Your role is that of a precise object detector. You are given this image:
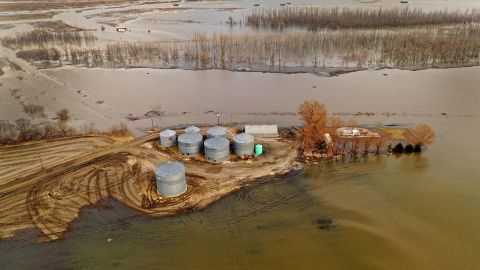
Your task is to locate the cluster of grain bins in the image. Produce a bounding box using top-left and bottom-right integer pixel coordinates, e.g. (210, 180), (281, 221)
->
(155, 125), (263, 196)
(160, 125), (263, 160)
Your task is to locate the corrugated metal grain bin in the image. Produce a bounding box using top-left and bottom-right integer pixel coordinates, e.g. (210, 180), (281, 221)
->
(204, 137), (230, 163)
(159, 129), (177, 147)
(155, 161), (187, 197)
(207, 126), (227, 139)
(233, 133), (254, 156)
(185, 125), (201, 134)
(178, 132), (203, 157)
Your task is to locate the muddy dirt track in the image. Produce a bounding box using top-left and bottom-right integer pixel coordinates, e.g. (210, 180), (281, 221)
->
(0, 131), (301, 242)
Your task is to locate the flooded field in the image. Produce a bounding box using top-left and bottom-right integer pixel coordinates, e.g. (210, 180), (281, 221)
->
(1, 114), (480, 269)
(2, 64), (480, 268)
(2, 0), (480, 269)
(40, 66), (480, 133)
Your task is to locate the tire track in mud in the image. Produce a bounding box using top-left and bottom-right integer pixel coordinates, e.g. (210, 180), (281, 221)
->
(179, 177), (307, 230)
(0, 133), (300, 243)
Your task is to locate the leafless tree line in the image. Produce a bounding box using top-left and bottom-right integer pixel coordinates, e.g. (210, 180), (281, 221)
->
(1, 30), (97, 50)
(246, 7), (480, 30)
(0, 108), (129, 144)
(14, 24), (480, 70)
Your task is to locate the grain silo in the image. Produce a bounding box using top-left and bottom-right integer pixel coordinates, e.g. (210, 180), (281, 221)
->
(155, 161), (187, 197)
(159, 129), (177, 147)
(185, 125), (201, 134)
(233, 133), (254, 156)
(178, 132), (203, 157)
(207, 126), (227, 139)
(204, 137), (230, 163)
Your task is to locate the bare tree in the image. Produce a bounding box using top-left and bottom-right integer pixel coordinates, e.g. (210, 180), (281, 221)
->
(0, 121), (17, 143)
(15, 118), (40, 141)
(405, 124), (435, 148)
(56, 108), (72, 136)
(150, 104), (162, 130)
(298, 100), (328, 150)
(373, 132), (390, 154)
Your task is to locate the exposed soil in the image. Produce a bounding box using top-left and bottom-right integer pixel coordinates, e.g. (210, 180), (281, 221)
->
(0, 130), (301, 242)
(0, 12), (59, 22)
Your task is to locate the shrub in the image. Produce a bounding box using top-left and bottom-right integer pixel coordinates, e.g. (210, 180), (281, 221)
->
(404, 144), (414, 153)
(392, 143), (404, 153)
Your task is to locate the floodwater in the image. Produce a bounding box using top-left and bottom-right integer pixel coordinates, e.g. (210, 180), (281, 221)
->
(43, 66), (480, 132)
(1, 119), (480, 269)
(2, 67), (480, 269)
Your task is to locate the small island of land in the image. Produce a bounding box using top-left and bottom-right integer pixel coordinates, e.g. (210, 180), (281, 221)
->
(0, 126), (301, 242)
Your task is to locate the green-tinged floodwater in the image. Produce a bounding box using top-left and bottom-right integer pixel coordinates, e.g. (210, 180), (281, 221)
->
(1, 116), (480, 269)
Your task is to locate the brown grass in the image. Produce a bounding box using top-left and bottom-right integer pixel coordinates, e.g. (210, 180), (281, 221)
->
(0, 0), (146, 12)
(246, 7), (480, 30)
(0, 12), (58, 21)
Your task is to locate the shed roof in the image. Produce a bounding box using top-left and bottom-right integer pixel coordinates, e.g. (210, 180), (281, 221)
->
(244, 125), (278, 137)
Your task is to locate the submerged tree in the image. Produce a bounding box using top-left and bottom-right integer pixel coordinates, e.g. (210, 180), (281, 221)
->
(298, 100), (328, 150)
(404, 124), (435, 150)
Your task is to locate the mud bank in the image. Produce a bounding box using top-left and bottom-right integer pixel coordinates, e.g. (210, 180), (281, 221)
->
(0, 128), (301, 242)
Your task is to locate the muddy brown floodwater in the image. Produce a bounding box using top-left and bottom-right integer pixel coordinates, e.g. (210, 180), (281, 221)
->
(1, 66), (480, 269)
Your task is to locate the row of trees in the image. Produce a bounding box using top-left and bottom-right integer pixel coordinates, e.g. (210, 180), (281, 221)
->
(246, 7), (480, 30)
(0, 108), (129, 144)
(0, 108), (73, 144)
(0, 30), (96, 50)
(298, 100), (436, 159)
(14, 24), (480, 70)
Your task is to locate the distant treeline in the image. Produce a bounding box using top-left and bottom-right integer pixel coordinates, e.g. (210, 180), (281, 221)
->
(12, 25), (480, 70)
(246, 7), (480, 30)
(0, 30), (97, 50)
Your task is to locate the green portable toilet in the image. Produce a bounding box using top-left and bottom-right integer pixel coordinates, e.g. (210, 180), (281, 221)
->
(255, 144), (263, 155)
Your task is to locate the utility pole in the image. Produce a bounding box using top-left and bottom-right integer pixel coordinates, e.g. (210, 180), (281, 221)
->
(216, 112), (220, 125)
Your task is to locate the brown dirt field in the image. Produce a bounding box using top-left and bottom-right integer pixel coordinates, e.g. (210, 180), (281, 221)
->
(0, 12), (58, 21)
(0, 131), (301, 242)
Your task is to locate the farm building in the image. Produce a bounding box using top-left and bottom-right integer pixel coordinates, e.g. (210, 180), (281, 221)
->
(244, 125), (278, 138)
